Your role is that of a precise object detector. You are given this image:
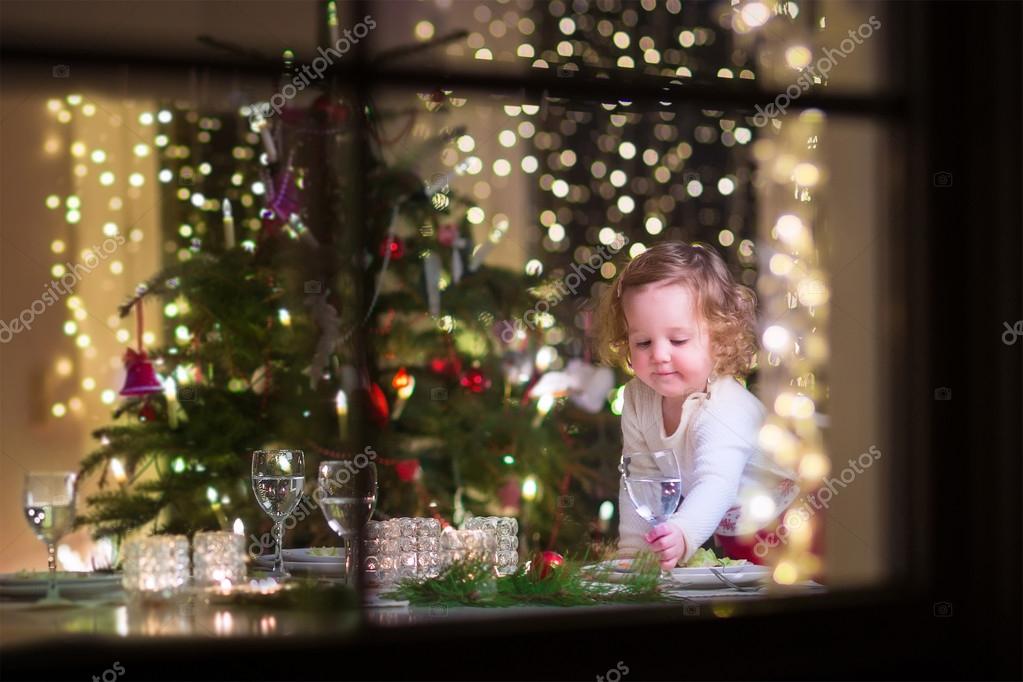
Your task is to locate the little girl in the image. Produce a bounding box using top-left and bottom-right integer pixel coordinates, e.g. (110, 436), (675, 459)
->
(596, 241), (800, 569)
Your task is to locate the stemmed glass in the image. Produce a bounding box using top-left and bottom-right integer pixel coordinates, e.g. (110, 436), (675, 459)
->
(251, 450), (305, 578)
(23, 471), (78, 605)
(317, 460), (377, 584)
(620, 449), (683, 576)
(620, 449), (683, 525)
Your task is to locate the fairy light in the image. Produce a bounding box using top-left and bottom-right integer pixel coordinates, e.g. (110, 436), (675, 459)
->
(756, 106), (830, 586)
(532, 393), (555, 427)
(521, 476), (538, 501)
(610, 385), (625, 415)
(110, 458), (127, 483)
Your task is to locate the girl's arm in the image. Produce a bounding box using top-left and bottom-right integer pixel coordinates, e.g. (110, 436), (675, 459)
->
(665, 398), (761, 564)
(616, 382), (651, 558)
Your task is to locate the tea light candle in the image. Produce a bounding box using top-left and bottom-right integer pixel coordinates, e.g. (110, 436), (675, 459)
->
(193, 531), (246, 588)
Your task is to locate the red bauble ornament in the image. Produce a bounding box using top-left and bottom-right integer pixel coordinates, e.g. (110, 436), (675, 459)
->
(430, 356), (461, 378)
(532, 551), (565, 580)
(497, 477), (521, 511)
(459, 367), (491, 393)
(437, 223), (459, 247)
(138, 400), (158, 423)
(367, 382), (389, 428)
(394, 459), (421, 482)
(380, 236), (405, 260)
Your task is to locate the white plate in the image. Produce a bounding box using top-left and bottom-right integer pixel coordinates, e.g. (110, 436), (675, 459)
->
(280, 547), (345, 563)
(670, 564), (770, 589)
(252, 558), (344, 576)
(0, 572), (122, 599)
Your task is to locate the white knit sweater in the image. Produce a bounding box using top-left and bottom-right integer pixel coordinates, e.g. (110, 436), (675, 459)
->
(616, 374), (800, 564)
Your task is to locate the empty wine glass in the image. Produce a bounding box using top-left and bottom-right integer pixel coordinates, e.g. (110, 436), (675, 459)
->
(251, 450), (305, 578)
(317, 460), (377, 584)
(24, 471), (78, 605)
(620, 449), (683, 526)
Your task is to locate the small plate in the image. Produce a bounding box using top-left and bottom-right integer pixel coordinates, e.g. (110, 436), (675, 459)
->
(252, 558), (344, 576)
(0, 572), (122, 599)
(670, 564), (770, 589)
(280, 547), (345, 563)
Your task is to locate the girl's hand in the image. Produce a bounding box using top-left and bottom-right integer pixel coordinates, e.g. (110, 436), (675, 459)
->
(644, 523), (687, 570)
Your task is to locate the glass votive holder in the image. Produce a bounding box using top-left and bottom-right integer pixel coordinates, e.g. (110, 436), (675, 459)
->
(457, 529), (492, 553)
(461, 518), (520, 574)
(414, 517), (441, 537)
(398, 518), (416, 537)
(381, 519), (400, 539)
(192, 531), (246, 588)
(122, 535), (190, 599)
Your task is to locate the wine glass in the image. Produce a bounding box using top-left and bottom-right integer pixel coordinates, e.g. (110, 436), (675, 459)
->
(24, 471), (78, 605)
(251, 450), (305, 578)
(620, 449), (683, 526)
(317, 460), (377, 584)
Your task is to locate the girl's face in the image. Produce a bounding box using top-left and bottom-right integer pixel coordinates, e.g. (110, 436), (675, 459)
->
(622, 281), (716, 402)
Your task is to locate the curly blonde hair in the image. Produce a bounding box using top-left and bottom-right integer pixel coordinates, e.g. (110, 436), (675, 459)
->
(595, 241), (759, 378)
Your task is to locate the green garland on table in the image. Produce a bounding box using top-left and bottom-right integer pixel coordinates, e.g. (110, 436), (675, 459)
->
(382, 552), (685, 608)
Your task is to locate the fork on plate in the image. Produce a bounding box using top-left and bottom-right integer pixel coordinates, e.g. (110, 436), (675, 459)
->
(708, 567), (762, 593)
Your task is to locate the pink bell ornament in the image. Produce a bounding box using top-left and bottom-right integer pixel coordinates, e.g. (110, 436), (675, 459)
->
(119, 299), (163, 397)
(119, 348), (163, 396)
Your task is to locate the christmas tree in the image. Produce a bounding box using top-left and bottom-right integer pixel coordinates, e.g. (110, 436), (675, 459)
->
(77, 37), (627, 556)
